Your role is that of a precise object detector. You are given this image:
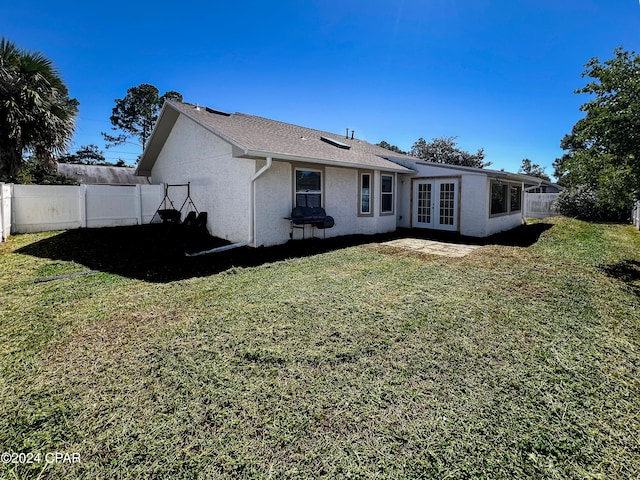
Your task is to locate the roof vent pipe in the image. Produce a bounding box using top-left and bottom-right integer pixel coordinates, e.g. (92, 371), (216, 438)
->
(351, 130), (354, 140)
(346, 128), (349, 139)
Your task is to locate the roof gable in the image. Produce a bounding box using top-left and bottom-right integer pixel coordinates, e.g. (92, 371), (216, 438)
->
(137, 101), (414, 176)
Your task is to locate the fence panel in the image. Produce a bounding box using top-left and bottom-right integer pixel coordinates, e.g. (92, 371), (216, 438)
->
(86, 185), (140, 228)
(633, 201), (640, 229)
(12, 185), (82, 233)
(11, 184), (164, 234)
(0, 183), (11, 241)
(140, 184), (164, 223)
(524, 193), (560, 218)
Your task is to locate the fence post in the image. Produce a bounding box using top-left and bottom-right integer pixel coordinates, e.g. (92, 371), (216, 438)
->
(79, 184), (87, 228)
(135, 184), (142, 225)
(0, 183), (4, 241)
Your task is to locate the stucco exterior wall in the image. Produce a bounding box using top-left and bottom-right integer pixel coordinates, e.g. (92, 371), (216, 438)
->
(397, 174), (412, 229)
(397, 163), (489, 236)
(253, 164), (398, 247)
(253, 160), (293, 247)
(485, 177), (525, 236)
(396, 161), (523, 238)
(150, 115), (254, 243)
(324, 167), (396, 239)
(459, 174), (489, 237)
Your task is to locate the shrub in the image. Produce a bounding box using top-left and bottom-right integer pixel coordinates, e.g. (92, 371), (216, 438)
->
(553, 185), (632, 221)
(553, 185), (599, 220)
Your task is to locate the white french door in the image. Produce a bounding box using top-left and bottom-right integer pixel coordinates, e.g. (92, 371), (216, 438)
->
(413, 179), (458, 231)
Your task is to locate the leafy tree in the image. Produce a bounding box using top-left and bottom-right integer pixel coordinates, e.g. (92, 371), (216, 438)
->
(410, 136), (490, 168)
(556, 47), (640, 219)
(16, 156), (78, 185)
(518, 158), (550, 181)
(377, 140), (407, 155)
(0, 37), (78, 182)
(58, 144), (107, 164)
(102, 84), (182, 156)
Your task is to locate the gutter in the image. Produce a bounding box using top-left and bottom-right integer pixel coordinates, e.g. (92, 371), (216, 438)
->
(243, 149), (412, 174)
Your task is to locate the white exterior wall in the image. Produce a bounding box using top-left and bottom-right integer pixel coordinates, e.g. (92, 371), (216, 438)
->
(397, 163), (489, 236)
(323, 167), (397, 239)
(253, 163), (398, 247)
(397, 174), (412, 228)
(485, 177), (525, 236)
(459, 174), (490, 237)
(254, 160), (293, 247)
(486, 210), (525, 235)
(150, 115), (254, 244)
(1, 183), (12, 241)
(397, 162), (524, 237)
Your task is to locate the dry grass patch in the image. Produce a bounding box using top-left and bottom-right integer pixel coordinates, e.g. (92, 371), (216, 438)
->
(1, 218), (639, 479)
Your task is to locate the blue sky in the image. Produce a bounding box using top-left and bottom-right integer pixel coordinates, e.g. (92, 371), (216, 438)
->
(3, 1), (640, 177)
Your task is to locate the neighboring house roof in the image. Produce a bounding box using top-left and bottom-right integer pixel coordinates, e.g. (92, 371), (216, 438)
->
(137, 101), (415, 176)
(399, 159), (558, 185)
(57, 164), (150, 185)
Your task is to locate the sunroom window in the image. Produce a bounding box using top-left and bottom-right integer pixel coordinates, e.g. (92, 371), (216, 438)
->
(491, 182), (508, 215)
(510, 185), (522, 212)
(491, 180), (523, 216)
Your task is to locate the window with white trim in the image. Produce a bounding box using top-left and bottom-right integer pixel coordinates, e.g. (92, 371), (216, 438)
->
(295, 169), (322, 207)
(490, 180), (522, 216)
(359, 172), (372, 216)
(491, 182), (508, 215)
(510, 185), (522, 212)
(380, 174), (394, 214)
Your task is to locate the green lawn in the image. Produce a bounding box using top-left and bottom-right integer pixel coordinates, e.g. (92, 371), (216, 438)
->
(1, 217), (639, 479)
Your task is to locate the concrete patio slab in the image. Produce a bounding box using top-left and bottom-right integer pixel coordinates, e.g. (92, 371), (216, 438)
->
(380, 238), (482, 257)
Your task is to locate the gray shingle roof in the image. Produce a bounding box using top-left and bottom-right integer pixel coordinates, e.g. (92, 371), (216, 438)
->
(137, 101), (414, 175)
(57, 164), (150, 185)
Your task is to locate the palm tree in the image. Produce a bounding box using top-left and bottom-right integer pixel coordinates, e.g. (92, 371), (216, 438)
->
(0, 38), (78, 182)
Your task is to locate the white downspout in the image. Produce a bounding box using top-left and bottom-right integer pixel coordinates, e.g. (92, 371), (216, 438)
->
(185, 156), (273, 256)
(249, 156), (273, 247)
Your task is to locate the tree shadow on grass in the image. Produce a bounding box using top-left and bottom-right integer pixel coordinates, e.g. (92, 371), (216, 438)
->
(15, 222), (553, 283)
(599, 260), (640, 296)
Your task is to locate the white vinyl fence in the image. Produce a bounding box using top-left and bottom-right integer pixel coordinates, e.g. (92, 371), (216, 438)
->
(0, 183), (11, 241)
(524, 193), (560, 218)
(633, 200), (640, 229)
(7, 184), (163, 235)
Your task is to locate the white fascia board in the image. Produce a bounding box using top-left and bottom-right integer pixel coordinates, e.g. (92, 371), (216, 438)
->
(136, 101), (179, 176)
(242, 150), (413, 173)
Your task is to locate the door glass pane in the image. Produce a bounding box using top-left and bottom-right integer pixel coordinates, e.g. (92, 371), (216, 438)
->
(417, 183), (431, 223)
(439, 183), (455, 225)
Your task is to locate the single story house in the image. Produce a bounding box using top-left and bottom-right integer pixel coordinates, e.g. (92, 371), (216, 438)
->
(58, 164), (150, 185)
(388, 159), (551, 237)
(523, 179), (563, 194)
(136, 101), (536, 247)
